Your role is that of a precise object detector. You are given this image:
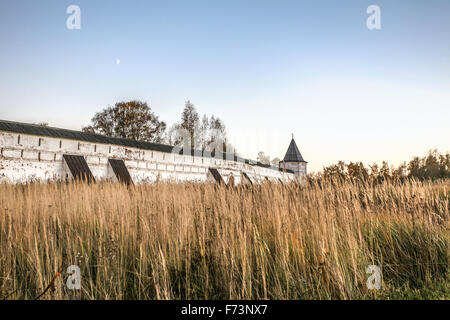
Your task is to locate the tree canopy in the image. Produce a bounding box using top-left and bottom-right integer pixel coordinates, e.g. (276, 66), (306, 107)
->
(168, 100), (229, 152)
(82, 100), (166, 143)
(320, 149), (449, 182)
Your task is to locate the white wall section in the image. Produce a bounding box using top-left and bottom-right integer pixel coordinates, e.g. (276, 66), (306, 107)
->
(0, 130), (297, 184)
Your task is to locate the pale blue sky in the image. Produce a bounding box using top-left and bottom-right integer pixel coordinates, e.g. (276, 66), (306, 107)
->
(0, 0), (449, 171)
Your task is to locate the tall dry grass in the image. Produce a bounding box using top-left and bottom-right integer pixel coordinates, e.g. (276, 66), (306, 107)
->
(0, 179), (448, 300)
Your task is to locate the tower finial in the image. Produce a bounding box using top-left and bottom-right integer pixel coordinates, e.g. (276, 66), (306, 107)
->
(292, 133), (294, 140)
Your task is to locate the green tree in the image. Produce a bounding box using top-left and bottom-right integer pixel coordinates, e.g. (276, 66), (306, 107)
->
(392, 162), (407, 181)
(424, 149), (441, 180)
(323, 161), (346, 180)
(180, 100), (200, 148)
(347, 162), (369, 180)
(82, 100), (166, 143)
(171, 101), (230, 153)
(408, 157), (423, 180)
(439, 153), (450, 179)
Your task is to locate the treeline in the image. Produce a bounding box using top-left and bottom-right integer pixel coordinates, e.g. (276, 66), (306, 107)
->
(317, 149), (449, 182)
(82, 100), (230, 151)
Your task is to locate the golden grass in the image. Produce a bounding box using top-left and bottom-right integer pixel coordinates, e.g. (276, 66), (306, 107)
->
(0, 179), (448, 300)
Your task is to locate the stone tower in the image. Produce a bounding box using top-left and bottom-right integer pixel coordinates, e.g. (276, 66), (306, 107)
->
(280, 136), (307, 182)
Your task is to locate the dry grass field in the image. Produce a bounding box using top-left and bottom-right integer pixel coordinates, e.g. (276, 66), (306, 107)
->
(0, 179), (448, 300)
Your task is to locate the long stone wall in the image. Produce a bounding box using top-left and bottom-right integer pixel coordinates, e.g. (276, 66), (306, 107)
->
(0, 131), (296, 184)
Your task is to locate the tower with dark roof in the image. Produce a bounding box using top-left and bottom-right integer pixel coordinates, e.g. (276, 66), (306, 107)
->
(279, 136), (307, 181)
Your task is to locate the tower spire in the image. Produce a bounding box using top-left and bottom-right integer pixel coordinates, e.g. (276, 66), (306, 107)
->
(280, 135), (307, 182)
(282, 138), (305, 162)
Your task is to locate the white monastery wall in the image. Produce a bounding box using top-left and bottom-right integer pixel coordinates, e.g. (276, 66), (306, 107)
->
(0, 131), (296, 184)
